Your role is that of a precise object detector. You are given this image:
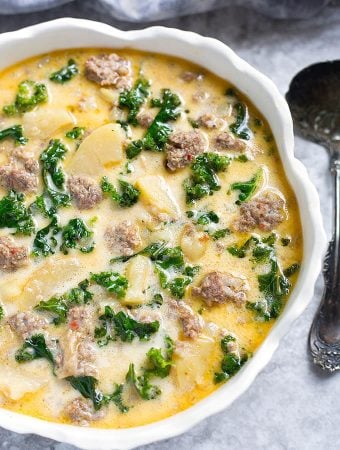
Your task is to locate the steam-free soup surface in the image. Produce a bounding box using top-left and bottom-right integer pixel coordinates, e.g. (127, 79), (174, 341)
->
(0, 49), (302, 428)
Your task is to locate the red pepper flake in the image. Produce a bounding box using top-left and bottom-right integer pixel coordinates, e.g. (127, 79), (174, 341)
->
(69, 320), (79, 331)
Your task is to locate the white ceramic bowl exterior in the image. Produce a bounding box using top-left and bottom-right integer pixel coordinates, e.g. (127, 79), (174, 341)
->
(0, 18), (326, 450)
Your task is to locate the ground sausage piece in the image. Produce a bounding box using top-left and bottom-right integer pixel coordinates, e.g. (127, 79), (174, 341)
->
(234, 193), (285, 232)
(215, 132), (246, 152)
(105, 221), (142, 256)
(56, 330), (98, 378)
(136, 111), (154, 128)
(0, 165), (38, 192)
(192, 271), (249, 306)
(64, 397), (105, 426)
(198, 113), (224, 129)
(166, 130), (206, 171)
(171, 300), (204, 339)
(85, 53), (132, 89)
(67, 175), (103, 210)
(8, 312), (48, 339)
(0, 236), (28, 271)
(68, 306), (96, 336)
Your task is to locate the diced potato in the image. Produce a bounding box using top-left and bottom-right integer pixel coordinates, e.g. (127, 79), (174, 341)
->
(181, 224), (208, 261)
(174, 335), (217, 389)
(136, 175), (180, 219)
(23, 108), (75, 139)
(99, 88), (119, 104)
(66, 123), (125, 177)
(123, 255), (152, 306)
(0, 366), (47, 400)
(2, 256), (81, 308)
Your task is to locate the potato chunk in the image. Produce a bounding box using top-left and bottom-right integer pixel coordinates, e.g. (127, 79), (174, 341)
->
(136, 175), (180, 220)
(0, 366), (47, 400)
(180, 224), (208, 261)
(123, 255), (152, 306)
(23, 108), (75, 139)
(67, 123), (124, 177)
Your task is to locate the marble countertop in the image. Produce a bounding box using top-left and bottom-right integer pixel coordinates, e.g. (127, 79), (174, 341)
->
(0, 3), (339, 450)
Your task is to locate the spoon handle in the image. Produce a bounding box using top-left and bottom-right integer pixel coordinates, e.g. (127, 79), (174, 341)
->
(309, 156), (340, 371)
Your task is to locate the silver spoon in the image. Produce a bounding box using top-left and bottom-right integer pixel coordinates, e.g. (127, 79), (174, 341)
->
(286, 61), (340, 372)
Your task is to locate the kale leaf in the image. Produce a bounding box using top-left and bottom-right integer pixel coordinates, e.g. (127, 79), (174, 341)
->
(0, 125), (28, 145)
(229, 102), (252, 140)
(0, 190), (35, 235)
(49, 59), (79, 84)
(3, 80), (48, 115)
(184, 153), (230, 203)
(65, 126), (85, 140)
(126, 89), (181, 158)
(40, 139), (68, 189)
(283, 263), (300, 277)
(15, 334), (55, 365)
(60, 218), (94, 254)
(32, 215), (61, 257)
(35, 279), (93, 325)
(231, 169), (262, 203)
(91, 272), (128, 299)
(214, 335), (248, 383)
(119, 78), (150, 125)
(66, 376), (104, 411)
(108, 384), (129, 413)
(145, 336), (174, 378)
(0, 305), (4, 321)
(101, 176), (140, 208)
(95, 306), (159, 345)
(126, 363), (161, 400)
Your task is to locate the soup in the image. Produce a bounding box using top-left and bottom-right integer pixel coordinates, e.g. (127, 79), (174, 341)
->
(0, 49), (302, 428)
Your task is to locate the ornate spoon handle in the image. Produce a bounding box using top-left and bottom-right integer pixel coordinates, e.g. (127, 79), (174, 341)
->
(309, 156), (340, 371)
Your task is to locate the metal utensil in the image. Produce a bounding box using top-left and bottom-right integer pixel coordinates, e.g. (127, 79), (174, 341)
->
(286, 61), (340, 372)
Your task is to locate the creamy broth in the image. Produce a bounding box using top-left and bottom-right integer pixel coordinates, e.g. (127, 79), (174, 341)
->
(0, 49), (302, 428)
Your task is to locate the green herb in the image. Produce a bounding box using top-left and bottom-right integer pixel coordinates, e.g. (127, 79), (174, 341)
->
(66, 376), (103, 410)
(108, 384), (129, 413)
(234, 154), (249, 163)
(214, 335), (248, 383)
(91, 272), (128, 299)
(231, 169), (262, 203)
(35, 279), (93, 325)
(0, 125), (28, 145)
(145, 336), (174, 378)
(49, 59), (79, 84)
(126, 89), (181, 158)
(196, 211), (219, 226)
(247, 259), (290, 321)
(60, 218), (94, 254)
(149, 293), (163, 308)
(65, 126), (85, 140)
(40, 139), (68, 189)
(210, 228), (230, 240)
(0, 306), (4, 322)
(126, 363), (161, 400)
(3, 80), (48, 115)
(283, 263), (300, 277)
(0, 190), (35, 235)
(254, 118), (263, 127)
(15, 334), (55, 365)
(95, 306), (159, 344)
(101, 176), (140, 208)
(184, 153), (230, 203)
(119, 78), (150, 125)
(280, 237), (291, 247)
(32, 215), (60, 257)
(46, 189), (71, 210)
(227, 236), (258, 258)
(188, 118), (200, 129)
(229, 102), (252, 140)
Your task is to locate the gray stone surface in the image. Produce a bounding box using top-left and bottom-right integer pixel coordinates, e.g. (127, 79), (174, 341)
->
(0, 3), (339, 450)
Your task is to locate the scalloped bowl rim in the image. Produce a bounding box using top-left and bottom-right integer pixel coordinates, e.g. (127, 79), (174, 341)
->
(0, 18), (326, 450)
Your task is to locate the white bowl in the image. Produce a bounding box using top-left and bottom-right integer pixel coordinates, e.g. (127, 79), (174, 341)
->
(0, 18), (326, 450)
